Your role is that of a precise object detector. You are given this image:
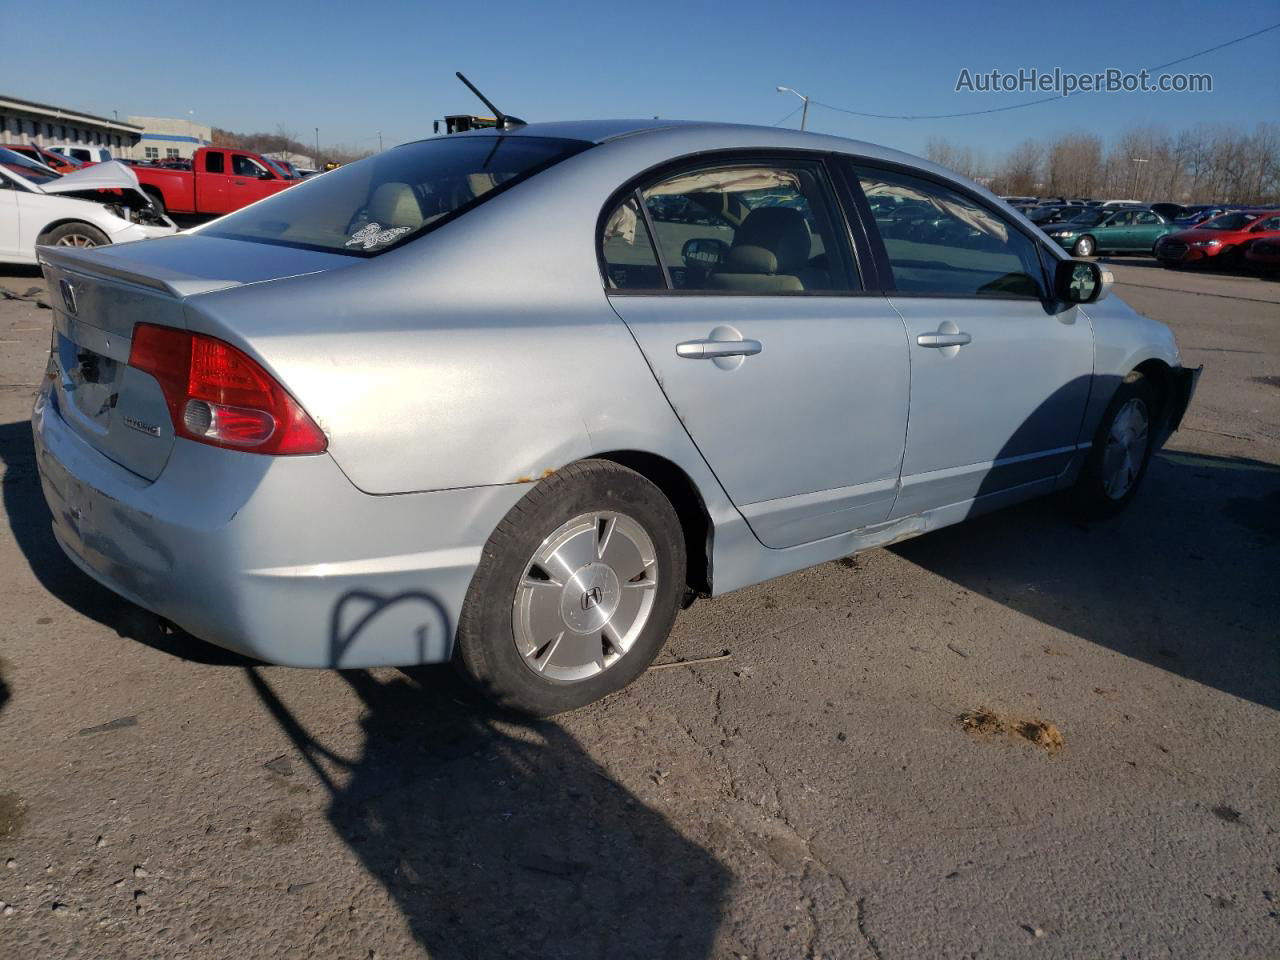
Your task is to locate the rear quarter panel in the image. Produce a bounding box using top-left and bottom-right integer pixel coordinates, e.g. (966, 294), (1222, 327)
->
(179, 143), (733, 504)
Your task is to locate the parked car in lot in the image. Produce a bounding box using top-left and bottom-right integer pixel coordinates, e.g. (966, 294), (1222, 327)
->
(1244, 236), (1280, 274)
(132, 146), (300, 216)
(50, 144), (114, 165)
(0, 148), (176, 264)
(1027, 204), (1088, 225)
(1149, 202), (1187, 221)
(1042, 206), (1177, 257)
(1, 143), (85, 174)
(31, 120), (1198, 714)
(1155, 209), (1280, 268)
(1173, 205), (1229, 227)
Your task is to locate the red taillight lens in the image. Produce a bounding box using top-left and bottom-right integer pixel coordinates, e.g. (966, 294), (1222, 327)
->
(128, 323), (327, 455)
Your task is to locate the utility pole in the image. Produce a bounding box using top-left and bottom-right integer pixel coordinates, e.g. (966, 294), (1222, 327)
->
(315, 127), (320, 163)
(775, 86), (810, 131)
(378, 131), (383, 152)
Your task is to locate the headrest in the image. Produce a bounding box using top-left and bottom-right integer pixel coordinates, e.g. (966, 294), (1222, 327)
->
(735, 207), (812, 272)
(368, 182), (422, 228)
(721, 244), (778, 275)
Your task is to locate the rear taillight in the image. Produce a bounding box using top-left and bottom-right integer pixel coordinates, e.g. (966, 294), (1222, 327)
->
(128, 324), (327, 455)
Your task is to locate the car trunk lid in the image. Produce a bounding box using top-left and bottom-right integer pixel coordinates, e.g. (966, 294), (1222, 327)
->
(39, 238), (358, 481)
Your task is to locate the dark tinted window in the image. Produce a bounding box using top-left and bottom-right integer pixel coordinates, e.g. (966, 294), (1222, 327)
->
(857, 166), (1047, 299)
(205, 136), (588, 255)
(1203, 212), (1258, 230)
(204, 151), (225, 174)
(608, 161), (855, 293)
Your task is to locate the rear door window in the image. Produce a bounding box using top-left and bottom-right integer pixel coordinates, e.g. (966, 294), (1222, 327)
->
(204, 151), (225, 174)
(601, 159), (857, 293)
(854, 165), (1048, 299)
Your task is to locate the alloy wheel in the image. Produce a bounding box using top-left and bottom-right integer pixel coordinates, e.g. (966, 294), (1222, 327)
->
(512, 512), (659, 682)
(54, 233), (100, 247)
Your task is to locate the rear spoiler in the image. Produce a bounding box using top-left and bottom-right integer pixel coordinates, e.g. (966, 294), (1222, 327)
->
(37, 246), (242, 299)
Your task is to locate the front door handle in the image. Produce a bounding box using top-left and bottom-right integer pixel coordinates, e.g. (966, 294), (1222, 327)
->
(916, 332), (972, 348)
(676, 338), (763, 359)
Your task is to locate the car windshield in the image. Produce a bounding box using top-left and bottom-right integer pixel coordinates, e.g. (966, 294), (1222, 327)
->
(204, 135), (590, 255)
(1201, 212), (1256, 230)
(0, 147), (60, 184)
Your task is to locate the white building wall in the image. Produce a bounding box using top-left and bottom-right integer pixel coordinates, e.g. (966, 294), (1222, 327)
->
(127, 115), (213, 161)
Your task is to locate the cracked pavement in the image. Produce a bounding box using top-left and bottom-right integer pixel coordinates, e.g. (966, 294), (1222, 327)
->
(1, 259), (1278, 959)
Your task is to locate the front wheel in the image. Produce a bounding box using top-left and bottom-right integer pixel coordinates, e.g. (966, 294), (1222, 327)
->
(1072, 236), (1095, 257)
(1071, 372), (1155, 518)
(142, 188), (166, 217)
(42, 222), (110, 248)
(454, 460), (686, 715)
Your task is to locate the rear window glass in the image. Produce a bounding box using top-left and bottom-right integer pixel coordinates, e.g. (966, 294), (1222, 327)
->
(204, 135), (590, 256)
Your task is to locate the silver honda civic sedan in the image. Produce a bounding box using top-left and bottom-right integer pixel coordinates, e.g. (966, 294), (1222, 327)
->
(33, 120), (1198, 714)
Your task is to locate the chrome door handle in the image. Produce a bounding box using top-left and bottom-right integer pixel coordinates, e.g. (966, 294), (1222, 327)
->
(676, 338), (763, 359)
(916, 332), (972, 348)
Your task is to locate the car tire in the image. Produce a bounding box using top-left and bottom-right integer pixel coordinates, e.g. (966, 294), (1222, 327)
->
(1072, 236), (1095, 257)
(41, 222), (110, 248)
(453, 459), (686, 716)
(1071, 371), (1156, 519)
(142, 188), (166, 217)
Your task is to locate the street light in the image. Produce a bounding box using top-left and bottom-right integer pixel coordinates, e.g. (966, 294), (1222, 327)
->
(776, 85), (809, 131)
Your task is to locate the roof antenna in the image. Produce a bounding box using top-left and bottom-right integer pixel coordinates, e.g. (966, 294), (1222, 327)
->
(455, 72), (526, 131)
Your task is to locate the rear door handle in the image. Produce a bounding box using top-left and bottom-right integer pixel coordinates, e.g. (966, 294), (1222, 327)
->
(676, 338), (763, 359)
(916, 332), (972, 348)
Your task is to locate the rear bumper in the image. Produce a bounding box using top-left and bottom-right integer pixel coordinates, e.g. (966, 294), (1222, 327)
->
(32, 383), (525, 667)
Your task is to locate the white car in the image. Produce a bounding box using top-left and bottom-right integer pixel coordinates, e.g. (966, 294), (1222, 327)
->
(49, 145), (115, 165)
(0, 149), (177, 264)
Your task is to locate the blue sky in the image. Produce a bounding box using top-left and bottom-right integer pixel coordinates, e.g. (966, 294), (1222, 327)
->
(9, 0), (1278, 159)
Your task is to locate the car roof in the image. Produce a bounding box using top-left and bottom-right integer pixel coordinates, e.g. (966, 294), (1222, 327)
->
(433, 118), (951, 179)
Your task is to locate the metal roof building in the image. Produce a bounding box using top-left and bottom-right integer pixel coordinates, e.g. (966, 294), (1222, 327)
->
(0, 94), (142, 157)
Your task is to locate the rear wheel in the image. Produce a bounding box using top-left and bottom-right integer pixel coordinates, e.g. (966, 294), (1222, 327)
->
(1072, 372), (1155, 518)
(1072, 236), (1095, 257)
(42, 222), (110, 248)
(454, 460), (686, 715)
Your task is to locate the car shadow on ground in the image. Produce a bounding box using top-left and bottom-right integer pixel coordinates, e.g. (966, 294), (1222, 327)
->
(0, 417), (731, 955)
(891, 448), (1280, 710)
(247, 664), (730, 959)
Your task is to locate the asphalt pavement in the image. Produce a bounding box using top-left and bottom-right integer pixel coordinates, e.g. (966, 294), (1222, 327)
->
(0, 258), (1277, 959)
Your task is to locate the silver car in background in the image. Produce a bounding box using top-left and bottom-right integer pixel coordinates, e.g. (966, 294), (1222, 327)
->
(32, 120), (1198, 714)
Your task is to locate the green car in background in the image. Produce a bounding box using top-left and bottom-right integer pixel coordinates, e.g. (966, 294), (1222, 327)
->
(1043, 207), (1177, 257)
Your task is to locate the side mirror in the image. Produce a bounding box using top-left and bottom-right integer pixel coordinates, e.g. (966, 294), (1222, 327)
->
(1055, 258), (1112, 304)
(259, 169), (275, 180)
(682, 237), (728, 268)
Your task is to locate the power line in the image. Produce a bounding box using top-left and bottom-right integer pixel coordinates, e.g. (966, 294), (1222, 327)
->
(771, 104), (803, 127)
(807, 20), (1280, 121)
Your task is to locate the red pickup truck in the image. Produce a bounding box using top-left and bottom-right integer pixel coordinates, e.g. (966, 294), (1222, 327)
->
(133, 146), (299, 217)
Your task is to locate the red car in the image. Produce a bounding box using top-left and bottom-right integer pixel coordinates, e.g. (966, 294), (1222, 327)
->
(1244, 236), (1280, 275)
(132, 146), (299, 217)
(1155, 209), (1280, 268)
(0, 143), (84, 174)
